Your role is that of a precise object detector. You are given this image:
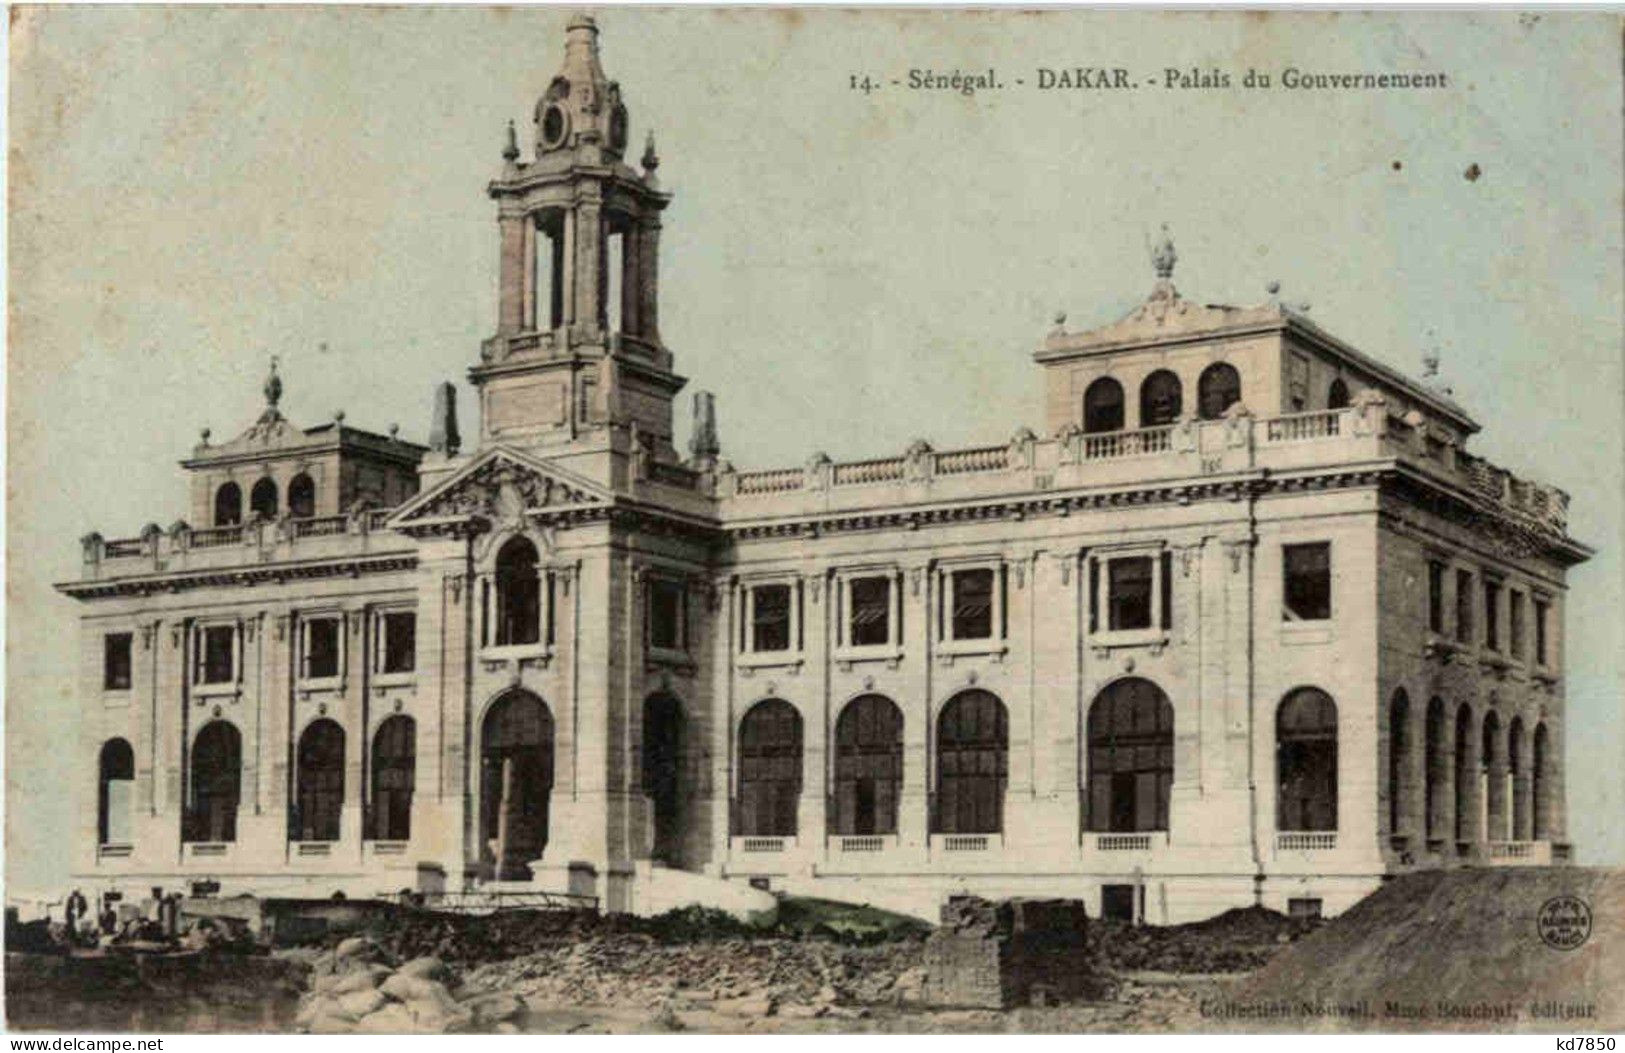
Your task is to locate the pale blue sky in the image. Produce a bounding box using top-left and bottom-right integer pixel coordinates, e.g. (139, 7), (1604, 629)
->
(8, 8), (1621, 894)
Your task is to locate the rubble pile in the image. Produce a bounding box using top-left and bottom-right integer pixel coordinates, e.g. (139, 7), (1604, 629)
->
(459, 932), (927, 1020)
(1093, 906), (1318, 974)
(294, 935), (522, 1034)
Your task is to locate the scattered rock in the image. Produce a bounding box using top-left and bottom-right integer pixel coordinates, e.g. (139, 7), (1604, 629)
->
(355, 1002), (416, 1034)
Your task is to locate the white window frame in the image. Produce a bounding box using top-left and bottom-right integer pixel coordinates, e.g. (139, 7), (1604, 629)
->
(737, 575), (803, 668)
(372, 607), (418, 685)
(478, 566), (555, 661)
(645, 573), (690, 662)
(834, 567), (903, 662)
(935, 559), (1008, 657)
(191, 620), (242, 696)
(298, 611), (347, 690)
(1088, 543), (1169, 649)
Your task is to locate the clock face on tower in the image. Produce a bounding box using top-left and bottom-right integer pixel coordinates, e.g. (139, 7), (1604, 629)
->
(540, 103), (569, 151)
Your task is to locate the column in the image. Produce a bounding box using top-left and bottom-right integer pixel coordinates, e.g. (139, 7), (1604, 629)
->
(497, 210), (526, 334)
(520, 216), (537, 332)
(574, 199), (603, 335)
(639, 218), (661, 342)
(619, 223), (640, 338)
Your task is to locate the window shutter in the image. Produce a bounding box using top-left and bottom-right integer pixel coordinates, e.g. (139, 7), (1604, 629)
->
(1088, 557), (1099, 634)
(1160, 551), (1173, 630)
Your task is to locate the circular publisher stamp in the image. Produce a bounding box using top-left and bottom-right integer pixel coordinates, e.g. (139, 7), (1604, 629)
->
(1537, 895), (1592, 950)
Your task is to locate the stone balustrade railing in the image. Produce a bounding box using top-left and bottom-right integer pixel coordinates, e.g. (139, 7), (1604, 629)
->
(719, 400), (1572, 536)
(83, 505), (404, 568)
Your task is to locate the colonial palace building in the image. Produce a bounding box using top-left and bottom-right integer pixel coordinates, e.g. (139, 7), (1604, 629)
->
(60, 17), (1592, 923)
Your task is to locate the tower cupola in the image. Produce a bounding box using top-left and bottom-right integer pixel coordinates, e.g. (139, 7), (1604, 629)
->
(534, 14), (630, 161)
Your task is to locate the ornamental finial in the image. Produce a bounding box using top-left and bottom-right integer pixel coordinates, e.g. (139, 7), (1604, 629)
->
(263, 356), (282, 409)
(502, 119), (519, 162)
(642, 130), (660, 173)
(1151, 223), (1177, 280)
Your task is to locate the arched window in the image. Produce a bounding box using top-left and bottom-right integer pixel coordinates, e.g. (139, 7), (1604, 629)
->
(936, 690), (1008, 835)
(1532, 723), (1550, 840)
(1483, 712), (1504, 841)
(295, 719), (345, 842)
(370, 716), (415, 841)
(832, 695), (903, 837)
(1139, 370), (1183, 427)
(250, 478), (278, 520)
(1509, 718), (1527, 840)
(1327, 378), (1351, 410)
(480, 690), (555, 879)
(1197, 362), (1242, 420)
(98, 738), (134, 846)
(188, 721), (241, 843)
(1388, 690), (1410, 838)
(1425, 697), (1446, 839)
(1083, 377), (1125, 434)
(642, 694), (685, 863)
(494, 537), (541, 646)
(737, 699), (802, 837)
(214, 482), (242, 527)
(288, 473), (316, 519)
(1084, 678), (1173, 833)
(1454, 705), (1474, 841)
(1277, 688), (1338, 831)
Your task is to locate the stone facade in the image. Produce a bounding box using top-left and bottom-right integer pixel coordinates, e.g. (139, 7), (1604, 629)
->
(60, 18), (1592, 923)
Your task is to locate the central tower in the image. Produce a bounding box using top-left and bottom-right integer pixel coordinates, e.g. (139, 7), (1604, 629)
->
(472, 14), (683, 481)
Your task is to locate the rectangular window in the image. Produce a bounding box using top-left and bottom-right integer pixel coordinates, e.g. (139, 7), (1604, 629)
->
(103, 633), (133, 691)
(1427, 561), (1445, 634)
(1483, 581), (1500, 652)
(751, 584), (792, 653)
(1455, 570), (1474, 644)
(1288, 897), (1324, 921)
(848, 575), (891, 647)
(304, 617), (341, 679)
(199, 625), (235, 685)
(1107, 557), (1154, 631)
(648, 579), (685, 652)
(1509, 591), (1526, 660)
(1534, 600), (1550, 666)
(950, 568), (995, 640)
(380, 611), (416, 674)
(1283, 543), (1332, 622)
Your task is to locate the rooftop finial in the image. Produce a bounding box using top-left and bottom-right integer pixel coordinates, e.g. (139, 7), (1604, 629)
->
(502, 119), (519, 162)
(1151, 223), (1177, 281)
(263, 355), (283, 409)
(689, 391), (720, 468)
(642, 131), (660, 173)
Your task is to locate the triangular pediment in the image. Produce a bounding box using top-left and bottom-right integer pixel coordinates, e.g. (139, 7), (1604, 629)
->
(389, 446), (614, 534)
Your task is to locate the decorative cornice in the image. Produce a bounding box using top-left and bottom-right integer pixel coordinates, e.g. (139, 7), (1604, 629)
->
(56, 554), (417, 601)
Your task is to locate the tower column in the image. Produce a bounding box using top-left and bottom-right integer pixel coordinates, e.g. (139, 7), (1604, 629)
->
(521, 215), (538, 332)
(573, 198), (603, 337)
(638, 218), (661, 343)
(620, 223), (641, 339)
(497, 210), (526, 334)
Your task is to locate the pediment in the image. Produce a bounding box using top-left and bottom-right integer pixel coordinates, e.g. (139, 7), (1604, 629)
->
(389, 447), (612, 534)
(1043, 282), (1283, 357)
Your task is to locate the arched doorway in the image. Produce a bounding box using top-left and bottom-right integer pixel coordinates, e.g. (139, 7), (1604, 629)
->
(1454, 705), (1474, 841)
(1425, 697), (1446, 839)
(1139, 370), (1183, 426)
(1388, 690), (1410, 839)
(642, 694), (685, 863)
(288, 473), (317, 519)
(98, 738), (135, 846)
(832, 694), (903, 836)
(1532, 723), (1550, 840)
(1197, 362), (1242, 420)
(214, 483), (242, 527)
(480, 691), (555, 879)
(493, 537), (541, 646)
(736, 699), (802, 837)
(1327, 378), (1351, 410)
(1277, 688), (1338, 832)
(187, 720), (241, 843)
(371, 716), (415, 841)
(935, 690), (1008, 835)
(250, 478), (278, 520)
(1083, 377), (1125, 434)
(295, 719), (345, 842)
(1084, 678), (1173, 833)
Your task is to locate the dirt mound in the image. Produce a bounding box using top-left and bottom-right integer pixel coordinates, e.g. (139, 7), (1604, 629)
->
(1095, 906), (1318, 974)
(1230, 867), (1624, 1031)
